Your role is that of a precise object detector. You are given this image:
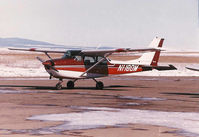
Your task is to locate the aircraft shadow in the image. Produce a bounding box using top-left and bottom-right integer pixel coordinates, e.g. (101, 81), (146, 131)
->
(0, 84), (150, 91)
(0, 85), (56, 90)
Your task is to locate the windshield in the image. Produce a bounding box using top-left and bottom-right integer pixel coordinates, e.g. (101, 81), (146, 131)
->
(62, 51), (71, 59)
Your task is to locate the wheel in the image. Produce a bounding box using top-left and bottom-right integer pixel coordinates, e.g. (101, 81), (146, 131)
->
(96, 81), (104, 90)
(67, 81), (74, 89)
(56, 83), (62, 90)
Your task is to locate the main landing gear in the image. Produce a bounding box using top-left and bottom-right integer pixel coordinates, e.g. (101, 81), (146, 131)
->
(67, 80), (75, 89)
(93, 78), (104, 90)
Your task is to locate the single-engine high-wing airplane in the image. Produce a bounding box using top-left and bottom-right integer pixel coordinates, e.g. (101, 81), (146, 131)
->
(9, 37), (176, 90)
(186, 67), (199, 72)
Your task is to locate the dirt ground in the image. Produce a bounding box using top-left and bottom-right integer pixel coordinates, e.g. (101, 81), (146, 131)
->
(0, 76), (199, 137)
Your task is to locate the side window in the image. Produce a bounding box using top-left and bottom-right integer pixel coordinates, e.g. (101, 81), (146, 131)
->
(84, 56), (95, 64)
(97, 56), (107, 64)
(74, 56), (82, 61)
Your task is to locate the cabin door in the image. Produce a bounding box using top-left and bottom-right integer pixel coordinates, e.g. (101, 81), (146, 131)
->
(83, 56), (108, 77)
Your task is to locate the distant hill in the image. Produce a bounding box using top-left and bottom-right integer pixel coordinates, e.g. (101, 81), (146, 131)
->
(0, 37), (115, 50)
(0, 37), (58, 48)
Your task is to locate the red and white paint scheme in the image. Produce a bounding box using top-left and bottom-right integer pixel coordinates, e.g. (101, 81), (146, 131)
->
(9, 37), (176, 89)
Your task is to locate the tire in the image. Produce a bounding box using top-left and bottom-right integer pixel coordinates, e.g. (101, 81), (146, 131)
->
(67, 81), (74, 89)
(96, 81), (104, 90)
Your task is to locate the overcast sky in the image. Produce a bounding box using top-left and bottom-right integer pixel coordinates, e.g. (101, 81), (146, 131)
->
(0, 0), (198, 50)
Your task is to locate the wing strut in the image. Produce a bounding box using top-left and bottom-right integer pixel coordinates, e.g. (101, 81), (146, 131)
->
(45, 52), (52, 60)
(80, 53), (111, 77)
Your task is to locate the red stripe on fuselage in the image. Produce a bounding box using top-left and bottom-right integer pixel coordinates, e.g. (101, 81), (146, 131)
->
(52, 58), (143, 75)
(53, 59), (85, 65)
(56, 67), (86, 72)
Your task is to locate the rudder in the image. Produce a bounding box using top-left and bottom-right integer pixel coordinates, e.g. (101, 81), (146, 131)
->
(136, 37), (164, 66)
(150, 38), (164, 66)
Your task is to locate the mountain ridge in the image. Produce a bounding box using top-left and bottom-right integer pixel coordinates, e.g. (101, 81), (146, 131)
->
(0, 37), (115, 50)
(0, 37), (57, 47)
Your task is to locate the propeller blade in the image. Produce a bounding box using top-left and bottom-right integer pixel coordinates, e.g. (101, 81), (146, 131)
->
(36, 56), (59, 72)
(36, 57), (45, 63)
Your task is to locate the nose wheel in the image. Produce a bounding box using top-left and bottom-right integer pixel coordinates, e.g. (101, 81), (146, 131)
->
(93, 79), (104, 90)
(56, 79), (63, 90)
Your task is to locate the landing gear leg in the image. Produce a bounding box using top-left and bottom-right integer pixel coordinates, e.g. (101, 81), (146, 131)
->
(67, 79), (77, 89)
(93, 78), (104, 90)
(56, 79), (63, 90)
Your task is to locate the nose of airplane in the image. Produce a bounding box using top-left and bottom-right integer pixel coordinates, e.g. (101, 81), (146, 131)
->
(42, 61), (51, 66)
(42, 60), (58, 72)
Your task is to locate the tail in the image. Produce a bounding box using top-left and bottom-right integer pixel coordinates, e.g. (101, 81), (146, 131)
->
(135, 37), (164, 66)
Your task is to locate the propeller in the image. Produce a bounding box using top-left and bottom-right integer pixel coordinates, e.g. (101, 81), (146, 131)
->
(36, 57), (58, 72)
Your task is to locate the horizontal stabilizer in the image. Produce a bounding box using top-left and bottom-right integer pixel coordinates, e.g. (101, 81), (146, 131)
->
(153, 65), (177, 71)
(142, 65), (177, 71)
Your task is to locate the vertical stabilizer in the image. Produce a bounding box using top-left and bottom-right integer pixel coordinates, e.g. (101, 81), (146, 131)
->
(136, 37), (164, 66)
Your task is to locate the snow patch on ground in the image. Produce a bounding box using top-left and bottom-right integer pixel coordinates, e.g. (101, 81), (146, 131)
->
(124, 102), (142, 106)
(27, 106), (199, 136)
(0, 89), (38, 94)
(0, 90), (22, 94)
(0, 64), (48, 77)
(118, 96), (166, 101)
(126, 63), (199, 77)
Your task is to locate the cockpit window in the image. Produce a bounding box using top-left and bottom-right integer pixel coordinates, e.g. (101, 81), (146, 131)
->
(62, 51), (71, 59)
(62, 50), (81, 59)
(83, 56), (107, 65)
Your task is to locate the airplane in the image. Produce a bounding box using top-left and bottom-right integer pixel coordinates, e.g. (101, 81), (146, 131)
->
(186, 66), (199, 72)
(9, 37), (176, 90)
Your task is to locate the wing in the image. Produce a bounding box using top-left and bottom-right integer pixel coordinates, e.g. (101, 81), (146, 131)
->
(9, 37), (164, 56)
(8, 47), (161, 57)
(81, 48), (161, 57)
(8, 48), (66, 53)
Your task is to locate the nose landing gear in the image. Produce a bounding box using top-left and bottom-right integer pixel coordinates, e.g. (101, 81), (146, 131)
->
(56, 79), (63, 90)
